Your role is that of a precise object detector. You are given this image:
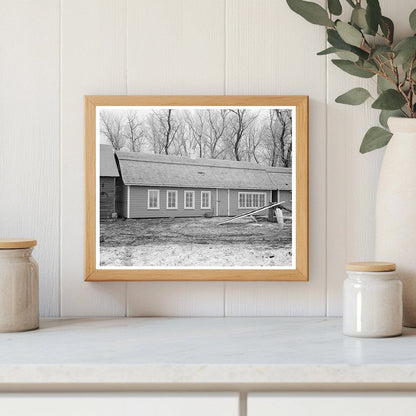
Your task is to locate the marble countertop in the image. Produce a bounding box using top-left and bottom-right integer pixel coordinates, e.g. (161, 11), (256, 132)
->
(1, 317), (416, 389)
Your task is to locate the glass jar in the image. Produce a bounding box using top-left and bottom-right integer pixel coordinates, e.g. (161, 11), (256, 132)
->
(0, 239), (39, 332)
(343, 262), (402, 338)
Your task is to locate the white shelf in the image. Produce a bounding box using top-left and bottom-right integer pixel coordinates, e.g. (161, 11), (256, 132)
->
(0, 317), (415, 388)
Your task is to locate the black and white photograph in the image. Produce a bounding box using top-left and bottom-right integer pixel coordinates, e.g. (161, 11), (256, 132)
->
(97, 105), (295, 269)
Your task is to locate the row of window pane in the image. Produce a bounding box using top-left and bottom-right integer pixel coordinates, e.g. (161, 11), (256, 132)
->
(148, 190), (211, 209)
(238, 192), (266, 209)
(167, 190), (177, 208)
(148, 190), (159, 209)
(184, 191), (194, 209)
(201, 191), (210, 209)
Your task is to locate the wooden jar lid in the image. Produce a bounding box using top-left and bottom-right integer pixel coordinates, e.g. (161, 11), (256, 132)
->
(0, 239), (37, 249)
(346, 261), (396, 272)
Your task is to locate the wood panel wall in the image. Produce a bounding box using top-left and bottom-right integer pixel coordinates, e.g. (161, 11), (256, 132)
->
(1, 0), (413, 316)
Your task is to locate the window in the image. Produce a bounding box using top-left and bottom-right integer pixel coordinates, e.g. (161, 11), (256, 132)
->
(147, 189), (160, 209)
(166, 190), (178, 209)
(201, 191), (211, 209)
(184, 191), (195, 209)
(238, 192), (267, 209)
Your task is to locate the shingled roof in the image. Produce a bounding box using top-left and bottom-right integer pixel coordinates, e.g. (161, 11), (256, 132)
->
(266, 168), (292, 191)
(100, 144), (119, 177)
(115, 152), (292, 191)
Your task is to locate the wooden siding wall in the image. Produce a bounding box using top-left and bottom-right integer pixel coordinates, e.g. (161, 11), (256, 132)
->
(125, 186), (278, 218)
(100, 177), (116, 218)
(217, 189), (228, 216)
(278, 190), (292, 212)
(129, 187), (216, 218)
(2, 0), (412, 317)
(116, 178), (128, 219)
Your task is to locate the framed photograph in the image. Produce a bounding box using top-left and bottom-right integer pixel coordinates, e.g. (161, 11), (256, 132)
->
(85, 96), (308, 281)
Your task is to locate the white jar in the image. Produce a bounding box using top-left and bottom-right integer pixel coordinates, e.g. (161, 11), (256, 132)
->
(343, 262), (402, 338)
(0, 239), (39, 332)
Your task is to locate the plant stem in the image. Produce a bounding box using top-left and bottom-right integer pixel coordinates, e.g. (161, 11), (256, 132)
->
(408, 57), (416, 117)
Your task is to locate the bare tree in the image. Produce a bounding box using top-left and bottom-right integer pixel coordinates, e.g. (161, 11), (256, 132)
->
(266, 109), (292, 167)
(147, 109), (180, 155)
(123, 110), (145, 152)
(100, 111), (124, 150)
(185, 110), (206, 158)
(242, 124), (262, 163)
(206, 109), (229, 159)
(171, 118), (189, 157)
(100, 108), (292, 166)
(227, 110), (258, 161)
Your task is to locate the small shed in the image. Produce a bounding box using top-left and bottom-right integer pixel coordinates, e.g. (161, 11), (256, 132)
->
(114, 151), (292, 219)
(100, 144), (119, 219)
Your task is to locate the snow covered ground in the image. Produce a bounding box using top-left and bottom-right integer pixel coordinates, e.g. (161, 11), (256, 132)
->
(100, 217), (292, 268)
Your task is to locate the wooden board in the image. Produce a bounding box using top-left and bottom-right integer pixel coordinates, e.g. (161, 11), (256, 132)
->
(60, 0), (127, 316)
(0, 0), (60, 317)
(85, 96), (308, 283)
(224, 0), (326, 316)
(0, 240), (37, 249)
(346, 262), (396, 272)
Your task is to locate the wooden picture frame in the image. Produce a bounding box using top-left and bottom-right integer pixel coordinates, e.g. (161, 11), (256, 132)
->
(85, 96), (308, 281)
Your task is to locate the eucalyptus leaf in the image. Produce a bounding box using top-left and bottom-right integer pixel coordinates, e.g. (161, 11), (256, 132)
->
(360, 127), (392, 153)
(351, 7), (369, 32)
(335, 87), (371, 105)
(328, 0), (342, 16)
(327, 29), (368, 59)
(379, 110), (402, 129)
(287, 0), (334, 27)
(363, 59), (379, 71)
(327, 29), (351, 49)
(377, 76), (392, 94)
(336, 21), (363, 47)
(336, 50), (359, 62)
(350, 45), (369, 60)
(317, 46), (338, 55)
(372, 45), (391, 58)
(393, 36), (416, 67)
(410, 9), (416, 32)
(332, 59), (375, 78)
(372, 89), (406, 110)
(380, 16), (394, 43)
(366, 0), (382, 35)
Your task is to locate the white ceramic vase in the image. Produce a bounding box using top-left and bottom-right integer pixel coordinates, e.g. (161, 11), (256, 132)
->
(375, 117), (416, 327)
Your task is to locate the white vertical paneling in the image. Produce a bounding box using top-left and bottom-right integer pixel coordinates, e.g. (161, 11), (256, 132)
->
(5, 0), (410, 317)
(126, 0), (226, 316)
(126, 0), (226, 94)
(61, 0), (127, 316)
(326, 0), (415, 316)
(224, 0), (327, 315)
(0, 0), (60, 317)
(127, 282), (225, 317)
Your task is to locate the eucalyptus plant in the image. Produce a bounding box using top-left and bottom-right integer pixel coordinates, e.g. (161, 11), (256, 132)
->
(287, 0), (416, 153)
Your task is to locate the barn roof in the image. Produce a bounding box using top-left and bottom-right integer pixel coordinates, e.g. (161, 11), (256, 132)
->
(100, 144), (119, 177)
(266, 169), (292, 191)
(116, 151), (292, 191)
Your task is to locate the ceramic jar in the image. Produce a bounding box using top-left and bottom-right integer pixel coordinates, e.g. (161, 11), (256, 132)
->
(0, 239), (39, 332)
(343, 262), (402, 338)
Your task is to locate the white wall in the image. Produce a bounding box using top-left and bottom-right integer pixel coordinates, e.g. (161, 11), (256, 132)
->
(1, 0), (413, 317)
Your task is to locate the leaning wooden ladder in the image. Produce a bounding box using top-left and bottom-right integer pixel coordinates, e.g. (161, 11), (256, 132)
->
(218, 201), (286, 225)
